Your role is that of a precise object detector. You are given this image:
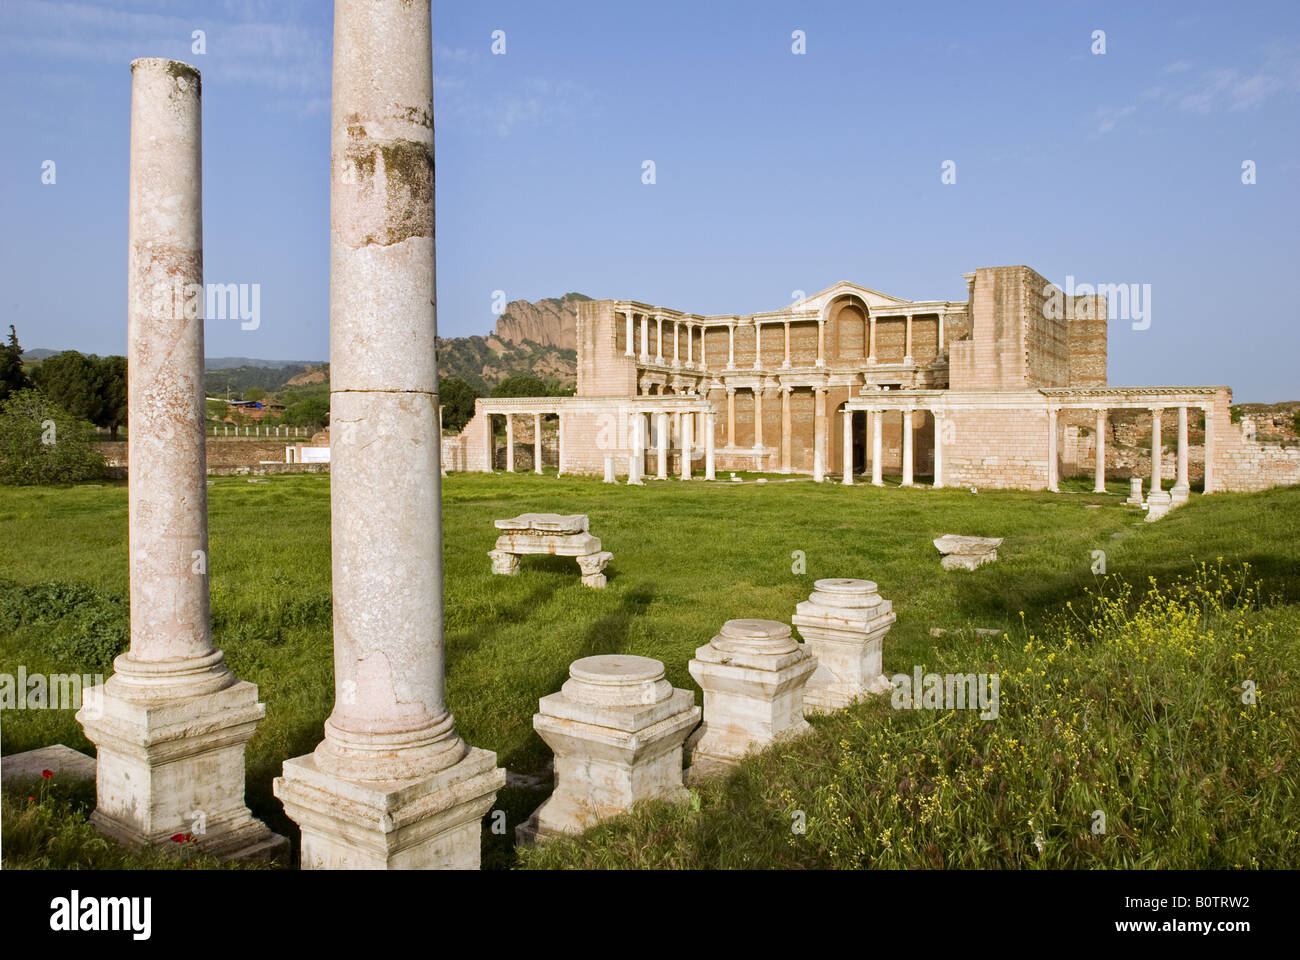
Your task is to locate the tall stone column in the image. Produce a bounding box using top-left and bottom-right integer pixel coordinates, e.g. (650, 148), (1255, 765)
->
(1202, 405), (1215, 494)
(1095, 408), (1108, 493)
(868, 316), (877, 362)
(872, 409), (884, 485)
(1172, 405), (1190, 503)
(783, 321), (791, 368)
(533, 412), (543, 474)
(680, 410), (693, 480)
(704, 410), (716, 480)
(904, 314), (914, 363)
(624, 311), (634, 357)
(816, 320), (826, 367)
(937, 312), (944, 351)
(841, 408), (853, 485)
(754, 389), (764, 452)
(813, 388), (827, 481)
(275, 0), (503, 870)
(481, 412), (493, 472)
(726, 387), (736, 445)
(1047, 406), (1059, 492)
(640, 315), (649, 362)
(933, 410), (945, 489)
(1150, 407), (1163, 493)
(727, 324), (736, 369)
(753, 323), (762, 369)
(699, 325), (707, 367)
(77, 57), (285, 862)
(656, 411), (669, 479)
(687, 322), (694, 366)
(780, 387), (792, 473)
(505, 414), (515, 472)
(673, 321), (680, 366)
(655, 316), (664, 363)
(901, 408), (914, 486)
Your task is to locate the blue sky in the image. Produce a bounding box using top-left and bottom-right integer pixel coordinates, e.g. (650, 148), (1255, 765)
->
(1, 1), (1297, 400)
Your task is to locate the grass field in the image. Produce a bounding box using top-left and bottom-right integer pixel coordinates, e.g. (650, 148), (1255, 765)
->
(2, 472), (1297, 868)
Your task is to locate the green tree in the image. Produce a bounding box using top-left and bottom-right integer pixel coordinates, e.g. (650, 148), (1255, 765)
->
(0, 390), (105, 485)
(243, 386), (268, 402)
(0, 326), (31, 403)
(97, 355), (127, 440)
(438, 377), (479, 433)
(282, 396), (329, 428)
(31, 351), (101, 424)
(489, 375), (549, 398)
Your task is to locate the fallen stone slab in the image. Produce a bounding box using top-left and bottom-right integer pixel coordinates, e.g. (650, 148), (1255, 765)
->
(933, 534), (1003, 571)
(490, 513), (612, 587)
(1, 744), (96, 785)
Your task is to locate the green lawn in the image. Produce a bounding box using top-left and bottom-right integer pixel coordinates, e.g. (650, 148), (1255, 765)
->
(2, 472), (1297, 868)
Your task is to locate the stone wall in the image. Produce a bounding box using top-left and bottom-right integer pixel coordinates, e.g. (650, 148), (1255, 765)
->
(944, 406), (1050, 490)
(97, 439), (299, 472)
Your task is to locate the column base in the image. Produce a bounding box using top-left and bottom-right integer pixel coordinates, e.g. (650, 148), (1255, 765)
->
(76, 678), (286, 863)
(274, 746), (504, 870)
(1170, 484), (1190, 506)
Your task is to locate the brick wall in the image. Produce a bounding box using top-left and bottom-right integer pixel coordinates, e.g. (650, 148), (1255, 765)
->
(943, 407), (1050, 489)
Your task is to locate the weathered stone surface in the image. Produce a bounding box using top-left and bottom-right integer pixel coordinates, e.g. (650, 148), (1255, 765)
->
(489, 513), (612, 587)
(794, 578), (896, 712)
(1, 745), (96, 785)
(1145, 489), (1173, 521)
(934, 534), (1002, 571)
(276, 0), (502, 869)
(518, 655), (699, 843)
(686, 619), (817, 779)
(1124, 476), (1145, 506)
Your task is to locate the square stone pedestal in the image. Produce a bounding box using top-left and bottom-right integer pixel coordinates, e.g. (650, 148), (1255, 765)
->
(1145, 490), (1173, 521)
(76, 678), (287, 862)
(1124, 477), (1145, 506)
(793, 578), (896, 713)
(518, 654), (699, 844)
(686, 619), (816, 780)
(274, 746), (505, 869)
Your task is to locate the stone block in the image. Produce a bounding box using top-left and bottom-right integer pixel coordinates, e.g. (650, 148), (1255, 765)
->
(686, 619), (817, 778)
(0, 744), (96, 785)
(934, 534), (1003, 571)
(793, 578), (896, 713)
(1145, 490), (1173, 521)
(518, 655), (699, 844)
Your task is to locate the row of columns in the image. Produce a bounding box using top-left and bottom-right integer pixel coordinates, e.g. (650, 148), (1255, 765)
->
(626, 312), (945, 371)
(841, 407), (943, 488)
(1051, 404), (1208, 496)
(494, 411), (553, 473)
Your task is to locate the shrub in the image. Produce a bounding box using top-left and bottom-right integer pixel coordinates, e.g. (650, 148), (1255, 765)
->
(0, 390), (104, 485)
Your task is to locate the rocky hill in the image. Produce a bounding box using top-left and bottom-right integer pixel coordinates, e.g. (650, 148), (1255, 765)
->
(492, 293), (588, 351)
(434, 293), (588, 394)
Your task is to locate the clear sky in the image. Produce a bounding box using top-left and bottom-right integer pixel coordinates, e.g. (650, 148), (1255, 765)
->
(1, 1), (1297, 400)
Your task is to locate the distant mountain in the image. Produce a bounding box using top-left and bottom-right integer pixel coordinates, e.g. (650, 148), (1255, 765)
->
(205, 357), (324, 370)
(434, 293), (587, 393)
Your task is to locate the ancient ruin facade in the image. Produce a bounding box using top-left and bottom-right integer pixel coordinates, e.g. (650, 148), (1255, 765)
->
(447, 265), (1298, 494)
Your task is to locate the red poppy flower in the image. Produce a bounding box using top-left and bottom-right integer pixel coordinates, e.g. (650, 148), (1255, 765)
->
(170, 833), (186, 843)
(28, 796), (35, 803)
(41, 769), (53, 779)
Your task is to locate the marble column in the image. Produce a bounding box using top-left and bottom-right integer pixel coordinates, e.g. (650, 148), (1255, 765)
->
(481, 410), (493, 472)
(505, 414), (515, 472)
(754, 389), (764, 452)
(841, 408), (853, 485)
(904, 314), (914, 363)
(275, 0), (503, 870)
(727, 324), (736, 369)
(1172, 405), (1190, 503)
(673, 321), (680, 366)
(686, 323), (693, 366)
(655, 316), (664, 363)
(1150, 407), (1163, 493)
(533, 412), (543, 474)
(813, 388), (827, 481)
(624, 311), (634, 357)
(656, 411), (669, 479)
(1047, 406), (1059, 492)
(872, 409), (884, 486)
(868, 316), (877, 362)
(680, 410), (693, 480)
(1095, 408), (1107, 493)
(628, 414), (644, 485)
(937, 312), (944, 351)
(780, 387), (792, 473)
(77, 57), (285, 862)
(782, 321), (791, 368)
(753, 322), (762, 369)
(901, 409), (914, 486)
(933, 410), (944, 489)
(816, 320), (825, 367)
(726, 387), (736, 445)
(705, 409), (716, 479)
(700, 325), (707, 367)
(1203, 405), (1215, 494)
(640, 315), (649, 362)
